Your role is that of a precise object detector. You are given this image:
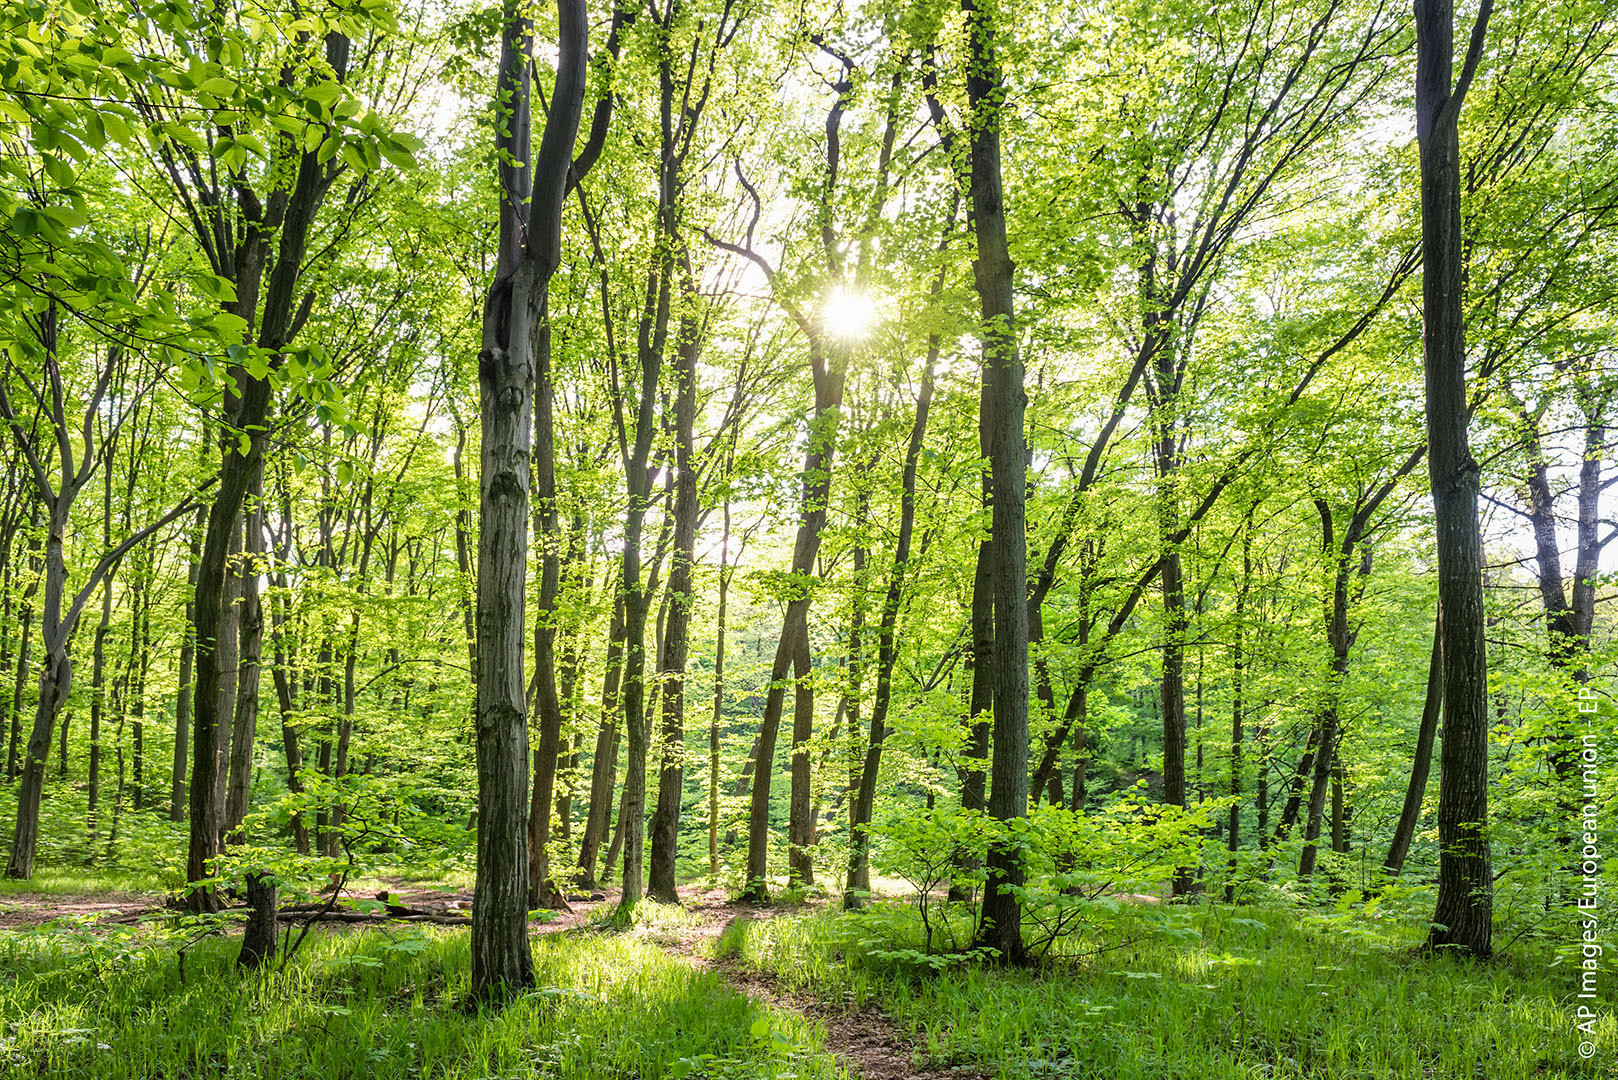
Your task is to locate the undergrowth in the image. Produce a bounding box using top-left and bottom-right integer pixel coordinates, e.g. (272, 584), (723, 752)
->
(715, 899), (1612, 1080)
(0, 915), (839, 1080)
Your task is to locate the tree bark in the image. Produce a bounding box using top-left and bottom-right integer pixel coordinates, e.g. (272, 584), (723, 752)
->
(649, 305), (702, 903)
(170, 505), (204, 822)
(577, 589), (625, 889)
(963, 0), (1028, 964)
(1415, 0), (1494, 958)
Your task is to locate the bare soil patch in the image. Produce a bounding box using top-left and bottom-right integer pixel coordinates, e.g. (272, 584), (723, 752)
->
(0, 890), (162, 929)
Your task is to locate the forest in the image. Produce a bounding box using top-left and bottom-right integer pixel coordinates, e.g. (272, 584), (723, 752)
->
(0, 0), (1614, 1075)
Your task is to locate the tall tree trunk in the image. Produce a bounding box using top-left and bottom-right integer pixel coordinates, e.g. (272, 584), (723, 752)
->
(213, 516), (243, 839)
(964, 0), (1028, 964)
(846, 206), (948, 906)
(6, 500), (70, 879)
(7, 515), (39, 782)
(270, 584), (311, 856)
(740, 355), (841, 900)
(129, 578), (150, 810)
(469, 0), (587, 994)
(1415, 0), (1494, 958)
(649, 307), (702, 903)
(1226, 527), (1249, 902)
(786, 625), (815, 887)
(526, 300), (569, 910)
(225, 467), (265, 840)
(87, 570), (113, 845)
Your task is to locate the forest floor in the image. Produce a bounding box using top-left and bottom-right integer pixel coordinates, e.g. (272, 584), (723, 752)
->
(2, 872), (1613, 1079)
(628, 885), (972, 1080)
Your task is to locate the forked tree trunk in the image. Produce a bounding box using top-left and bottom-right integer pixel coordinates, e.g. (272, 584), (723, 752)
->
(469, 0), (587, 994)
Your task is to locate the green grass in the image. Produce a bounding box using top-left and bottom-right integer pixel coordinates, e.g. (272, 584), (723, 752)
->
(0, 915), (842, 1079)
(716, 901), (1613, 1080)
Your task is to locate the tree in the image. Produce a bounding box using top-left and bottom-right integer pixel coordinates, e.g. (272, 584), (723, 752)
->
(470, 0), (589, 995)
(1414, 0), (1495, 958)
(962, 0), (1029, 965)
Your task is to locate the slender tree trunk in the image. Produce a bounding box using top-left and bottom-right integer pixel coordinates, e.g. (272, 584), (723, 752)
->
(577, 590), (625, 889)
(846, 217), (947, 906)
(1226, 529), (1249, 902)
(7, 501), (70, 879)
(1384, 613), (1443, 877)
(786, 624), (815, 887)
(740, 368), (840, 900)
(709, 506), (730, 876)
(129, 579), (150, 810)
(649, 308), (702, 903)
(225, 467), (264, 839)
(527, 300), (569, 910)
(7, 517), (39, 782)
(170, 505), (204, 822)
(87, 571), (113, 845)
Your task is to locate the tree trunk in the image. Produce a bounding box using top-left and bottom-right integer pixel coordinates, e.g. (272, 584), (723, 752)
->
(709, 504), (730, 876)
(170, 505), (204, 822)
(526, 300), (568, 910)
(225, 468), (265, 840)
(1384, 612), (1443, 877)
(1415, 0), (1493, 958)
(649, 308), (702, 903)
(1226, 528), (1249, 902)
(740, 362), (841, 900)
(469, 0), (586, 994)
(6, 500), (70, 880)
(964, 0), (1027, 964)
(577, 590), (625, 889)
(237, 871), (278, 969)
(786, 625), (815, 887)
(846, 217), (946, 907)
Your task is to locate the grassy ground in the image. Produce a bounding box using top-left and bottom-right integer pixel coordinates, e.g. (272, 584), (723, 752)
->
(0, 906), (839, 1080)
(715, 900), (1612, 1080)
(4, 875), (1611, 1080)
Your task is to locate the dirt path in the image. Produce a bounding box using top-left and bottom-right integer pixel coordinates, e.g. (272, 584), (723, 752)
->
(0, 890), (162, 929)
(647, 886), (981, 1080)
